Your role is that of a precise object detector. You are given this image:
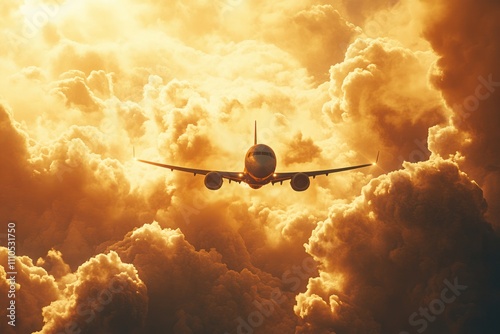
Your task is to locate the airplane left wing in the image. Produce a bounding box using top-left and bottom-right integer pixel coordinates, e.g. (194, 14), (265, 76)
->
(136, 159), (245, 183)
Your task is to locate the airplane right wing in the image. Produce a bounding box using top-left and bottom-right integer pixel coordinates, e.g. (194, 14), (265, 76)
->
(271, 151), (379, 185)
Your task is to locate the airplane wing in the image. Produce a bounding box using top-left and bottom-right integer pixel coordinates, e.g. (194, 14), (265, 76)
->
(136, 158), (245, 183)
(271, 152), (379, 185)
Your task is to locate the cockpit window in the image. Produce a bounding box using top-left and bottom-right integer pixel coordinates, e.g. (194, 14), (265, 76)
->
(250, 151), (275, 159)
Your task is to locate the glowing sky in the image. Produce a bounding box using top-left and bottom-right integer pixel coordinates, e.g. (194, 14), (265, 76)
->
(1, 0), (499, 333)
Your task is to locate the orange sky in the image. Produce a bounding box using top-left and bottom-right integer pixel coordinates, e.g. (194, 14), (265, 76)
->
(1, 1), (499, 333)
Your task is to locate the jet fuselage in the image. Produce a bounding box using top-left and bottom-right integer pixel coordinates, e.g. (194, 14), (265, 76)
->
(243, 144), (277, 188)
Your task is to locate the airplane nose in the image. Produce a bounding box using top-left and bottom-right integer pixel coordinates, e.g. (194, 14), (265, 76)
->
(253, 165), (271, 178)
(246, 156), (276, 179)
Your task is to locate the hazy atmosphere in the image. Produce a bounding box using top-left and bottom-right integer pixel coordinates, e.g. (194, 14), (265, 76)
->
(1, 0), (499, 333)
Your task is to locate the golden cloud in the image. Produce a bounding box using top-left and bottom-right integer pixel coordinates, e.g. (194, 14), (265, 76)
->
(0, 0), (498, 333)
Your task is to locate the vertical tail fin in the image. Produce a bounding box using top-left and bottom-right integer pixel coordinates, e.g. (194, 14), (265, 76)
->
(254, 120), (257, 145)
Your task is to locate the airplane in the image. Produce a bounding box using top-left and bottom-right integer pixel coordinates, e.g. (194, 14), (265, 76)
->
(135, 122), (378, 191)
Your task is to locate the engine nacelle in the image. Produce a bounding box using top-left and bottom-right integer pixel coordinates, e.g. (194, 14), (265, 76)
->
(204, 172), (223, 190)
(290, 173), (310, 191)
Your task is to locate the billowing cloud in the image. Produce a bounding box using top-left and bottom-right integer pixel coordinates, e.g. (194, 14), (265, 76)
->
(35, 251), (148, 334)
(109, 222), (300, 333)
(323, 37), (446, 170)
(0, 0), (498, 333)
(282, 132), (322, 166)
(262, 4), (362, 81)
(422, 0), (500, 227)
(0, 248), (59, 334)
(297, 158), (500, 333)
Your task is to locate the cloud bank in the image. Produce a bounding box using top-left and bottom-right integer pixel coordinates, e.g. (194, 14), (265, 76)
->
(0, 0), (498, 333)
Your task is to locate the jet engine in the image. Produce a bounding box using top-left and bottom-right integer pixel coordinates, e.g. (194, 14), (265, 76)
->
(290, 173), (310, 191)
(204, 172), (223, 190)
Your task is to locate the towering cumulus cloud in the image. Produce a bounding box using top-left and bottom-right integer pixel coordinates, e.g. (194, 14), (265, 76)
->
(0, 0), (498, 333)
(35, 251), (148, 334)
(296, 159), (500, 333)
(422, 0), (500, 227)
